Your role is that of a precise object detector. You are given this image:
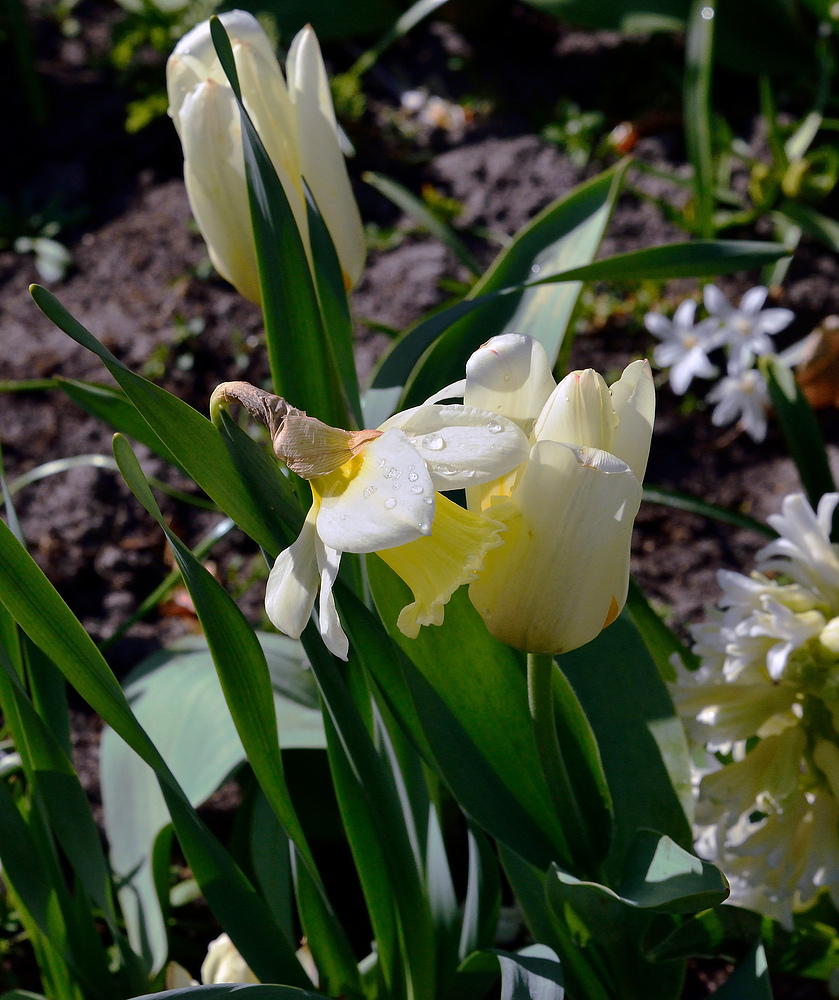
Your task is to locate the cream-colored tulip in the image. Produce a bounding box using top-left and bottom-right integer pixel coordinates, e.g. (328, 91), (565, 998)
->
(201, 933), (259, 984)
(167, 11), (365, 303)
(464, 334), (655, 654)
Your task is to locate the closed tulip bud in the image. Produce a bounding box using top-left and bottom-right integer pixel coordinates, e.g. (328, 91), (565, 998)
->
(201, 933), (259, 984)
(465, 335), (655, 654)
(167, 12), (365, 303)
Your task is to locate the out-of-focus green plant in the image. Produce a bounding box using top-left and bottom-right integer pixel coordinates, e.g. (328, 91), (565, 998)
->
(541, 99), (607, 168)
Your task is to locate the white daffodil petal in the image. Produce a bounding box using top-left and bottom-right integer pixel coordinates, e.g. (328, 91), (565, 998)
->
(315, 537), (349, 660)
(423, 379), (466, 404)
(265, 505), (320, 638)
(381, 403), (530, 488)
(469, 440), (642, 654)
(534, 368), (617, 451)
(463, 333), (556, 431)
(609, 359), (656, 481)
(315, 429), (434, 553)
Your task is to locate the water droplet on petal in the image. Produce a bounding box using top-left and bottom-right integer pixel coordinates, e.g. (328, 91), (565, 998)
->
(364, 486), (376, 498)
(487, 422), (503, 433)
(385, 466), (401, 479)
(422, 434), (445, 451)
(410, 484), (423, 494)
(407, 471), (419, 482)
(503, 374), (511, 382)
(384, 498), (397, 510)
(423, 496), (433, 505)
(378, 458), (387, 468)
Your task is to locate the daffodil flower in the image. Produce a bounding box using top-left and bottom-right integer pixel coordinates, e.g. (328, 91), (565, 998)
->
(167, 12), (365, 303)
(211, 382), (530, 658)
(444, 334), (655, 654)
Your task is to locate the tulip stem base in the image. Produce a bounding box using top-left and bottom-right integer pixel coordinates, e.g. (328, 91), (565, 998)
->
(527, 651), (595, 877)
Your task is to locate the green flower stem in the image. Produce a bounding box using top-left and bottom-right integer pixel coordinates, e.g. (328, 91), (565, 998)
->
(527, 650), (595, 876)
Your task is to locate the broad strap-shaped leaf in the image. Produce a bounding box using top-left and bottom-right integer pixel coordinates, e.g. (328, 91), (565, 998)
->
(210, 19), (347, 428)
(366, 559), (570, 869)
(497, 944), (564, 1000)
(100, 636), (324, 975)
(0, 514), (310, 988)
(112, 436), (360, 996)
(713, 941), (772, 1000)
(29, 285), (299, 557)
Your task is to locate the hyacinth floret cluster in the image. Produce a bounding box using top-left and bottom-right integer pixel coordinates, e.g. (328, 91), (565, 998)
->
(645, 285), (794, 442)
(673, 492), (839, 928)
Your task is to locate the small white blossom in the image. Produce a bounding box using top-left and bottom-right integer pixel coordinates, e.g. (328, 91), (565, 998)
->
(644, 299), (721, 395)
(706, 365), (770, 442)
(704, 285), (794, 370)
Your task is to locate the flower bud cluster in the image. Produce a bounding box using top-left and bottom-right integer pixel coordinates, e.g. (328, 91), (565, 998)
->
(673, 492), (839, 927)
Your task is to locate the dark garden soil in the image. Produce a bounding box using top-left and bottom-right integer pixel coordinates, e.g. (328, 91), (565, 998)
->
(3, 0), (839, 995)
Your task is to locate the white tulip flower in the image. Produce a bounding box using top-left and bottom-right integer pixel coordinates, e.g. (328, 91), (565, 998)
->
(454, 334), (655, 654)
(201, 933), (259, 984)
(167, 11), (365, 303)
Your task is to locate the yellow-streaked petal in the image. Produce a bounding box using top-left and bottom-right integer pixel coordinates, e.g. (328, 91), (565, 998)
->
(286, 25), (366, 288)
(264, 503), (320, 639)
(379, 403), (530, 489)
(314, 429), (434, 553)
(534, 369), (617, 452)
(376, 494), (505, 638)
(468, 440), (641, 654)
(609, 359), (655, 481)
(464, 333), (556, 433)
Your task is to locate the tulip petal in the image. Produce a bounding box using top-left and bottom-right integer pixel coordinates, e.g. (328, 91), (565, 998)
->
(380, 403), (530, 489)
(286, 25), (366, 288)
(179, 80), (262, 303)
(265, 503), (320, 638)
(469, 440), (642, 654)
(377, 493), (505, 637)
(315, 537), (349, 660)
(609, 359), (656, 480)
(315, 429), (434, 553)
(534, 369), (617, 452)
(464, 334), (556, 432)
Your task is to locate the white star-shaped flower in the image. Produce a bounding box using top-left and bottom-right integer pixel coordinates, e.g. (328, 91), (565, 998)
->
(706, 365), (770, 442)
(644, 299), (722, 395)
(704, 285), (794, 370)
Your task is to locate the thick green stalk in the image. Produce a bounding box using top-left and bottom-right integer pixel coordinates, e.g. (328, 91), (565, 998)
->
(527, 651), (595, 877)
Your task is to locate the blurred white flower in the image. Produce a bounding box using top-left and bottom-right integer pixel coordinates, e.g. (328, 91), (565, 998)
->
(644, 299), (721, 395)
(704, 285), (794, 370)
(672, 492), (839, 927)
(202, 934), (259, 984)
(706, 365), (770, 442)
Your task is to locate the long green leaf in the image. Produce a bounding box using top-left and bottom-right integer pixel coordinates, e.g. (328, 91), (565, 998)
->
(29, 285), (295, 557)
(0, 515), (310, 988)
(366, 559), (569, 869)
(625, 578), (700, 681)
(642, 486), (776, 538)
(684, 0), (716, 238)
(712, 941), (772, 1000)
(112, 435), (360, 996)
(210, 19), (346, 428)
(364, 171), (482, 276)
(364, 237), (789, 423)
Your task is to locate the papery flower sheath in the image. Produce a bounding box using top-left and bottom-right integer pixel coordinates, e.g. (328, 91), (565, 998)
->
(447, 334), (655, 654)
(211, 382), (530, 659)
(167, 11), (365, 303)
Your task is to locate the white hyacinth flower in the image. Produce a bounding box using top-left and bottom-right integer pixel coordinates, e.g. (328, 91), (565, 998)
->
(704, 285), (794, 371)
(673, 491), (839, 928)
(706, 365), (770, 442)
(644, 299), (721, 395)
